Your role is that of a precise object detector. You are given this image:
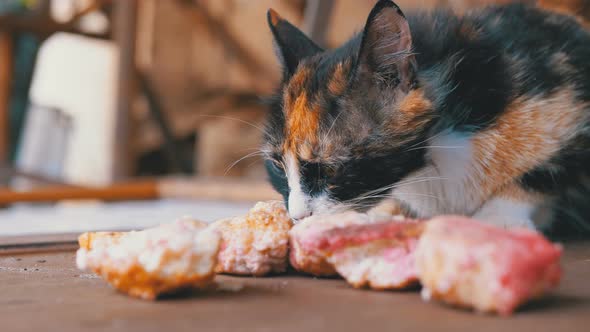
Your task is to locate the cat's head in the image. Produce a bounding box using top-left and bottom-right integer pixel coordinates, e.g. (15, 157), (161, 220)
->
(263, 0), (435, 220)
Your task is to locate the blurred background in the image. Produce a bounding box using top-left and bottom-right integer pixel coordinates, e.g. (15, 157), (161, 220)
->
(0, 0), (588, 238)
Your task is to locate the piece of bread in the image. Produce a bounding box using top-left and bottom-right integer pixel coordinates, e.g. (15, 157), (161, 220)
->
(325, 220), (424, 290)
(289, 212), (408, 277)
(76, 219), (220, 300)
(78, 231), (124, 250)
(212, 201), (292, 276)
(415, 216), (562, 315)
(289, 212), (370, 276)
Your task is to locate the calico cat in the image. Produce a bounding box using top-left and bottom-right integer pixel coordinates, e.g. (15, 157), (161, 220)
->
(262, 0), (590, 233)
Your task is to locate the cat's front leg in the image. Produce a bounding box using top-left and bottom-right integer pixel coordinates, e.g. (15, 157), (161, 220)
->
(472, 184), (544, 230)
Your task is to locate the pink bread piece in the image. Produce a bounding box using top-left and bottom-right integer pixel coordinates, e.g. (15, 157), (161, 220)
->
(289, 211), (423, 289)
(415, 216), (562, 315)
(289, 212), (376, 276)
(323, 220), (425, 290)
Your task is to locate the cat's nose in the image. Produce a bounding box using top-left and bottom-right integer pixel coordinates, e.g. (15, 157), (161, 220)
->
(288, 196), (312, 220)
(288, 189), (312, 220)
(289, 208), (312, 221)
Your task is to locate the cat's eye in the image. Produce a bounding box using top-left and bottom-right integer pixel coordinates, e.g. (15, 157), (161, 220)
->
(322, 164), (337, 178)
(268, 154), (284, 170)
(271, 159), (284, 171)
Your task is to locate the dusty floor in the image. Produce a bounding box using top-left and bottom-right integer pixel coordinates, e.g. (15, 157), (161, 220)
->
(0, 242), (589, 332)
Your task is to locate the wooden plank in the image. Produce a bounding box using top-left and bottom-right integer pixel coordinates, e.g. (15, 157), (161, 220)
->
(0, 233), (79, 255)
(0, 233), (79, 247)
(0, 177), (280, 204)
(0, 243), (589, 331)
(0, 241), (78, 255)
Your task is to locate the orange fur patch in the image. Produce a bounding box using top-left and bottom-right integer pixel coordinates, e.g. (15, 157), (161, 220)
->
(283, 68), (321, 157)
(327, 62), (349, 96)
(538, 0), (590, 26)
(285, 92), (320, 153)
(391, 89), (433, 134)
(458, 22), (481, 41)
(268, 9), (282, 27)
(496, 182), (544, 204)
(288, 67), (309, 91)
(471, 87), (588, 199)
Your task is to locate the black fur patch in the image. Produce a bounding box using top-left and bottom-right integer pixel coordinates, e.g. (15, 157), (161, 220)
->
(265, 158), (289, 202)
(326, 144), (427, 205)
(520, 135), (590, 194)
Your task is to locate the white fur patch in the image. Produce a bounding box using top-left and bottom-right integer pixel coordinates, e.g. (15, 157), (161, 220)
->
(310, 194), (335, 215)
(392, 131), (481, 218)
(285, 154), (311, 220)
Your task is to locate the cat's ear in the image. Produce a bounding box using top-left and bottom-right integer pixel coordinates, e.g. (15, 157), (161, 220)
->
(267, 9), (323, 76)
(357, 0), (415, 89)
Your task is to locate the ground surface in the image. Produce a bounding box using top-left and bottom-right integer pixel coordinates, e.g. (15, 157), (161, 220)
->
(0, 242), (589, 332)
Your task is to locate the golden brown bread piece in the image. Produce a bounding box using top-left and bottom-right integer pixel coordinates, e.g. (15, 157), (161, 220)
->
(213, 201), (292, 276)
(78, 232), (124, 250)
(76, 220), (220, 300)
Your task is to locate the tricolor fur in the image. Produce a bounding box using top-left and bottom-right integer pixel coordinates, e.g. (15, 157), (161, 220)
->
(263, 1), (590, 234)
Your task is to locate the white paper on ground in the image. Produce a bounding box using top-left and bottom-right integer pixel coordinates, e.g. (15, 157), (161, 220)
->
(0, 199), (253, 236)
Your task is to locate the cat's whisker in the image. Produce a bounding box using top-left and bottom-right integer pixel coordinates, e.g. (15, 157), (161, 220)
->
(405, 129), (451, 150)
(223, 150), (265, 176)
(345, 192), (441, 204)
(337, 192), (442, 212)
(324, 111), (344, 141)
(394, 176), (450, 186)
(240, 147), (266, 152)
(244, 158), (263, 170)
(199, 114), (270, 137)
(338, 177), (450, 208)
(404, 145), (464, 152)
(550, 203), (590, 233)
(349, 176), (450, 201)
(320, 111), (344, 152)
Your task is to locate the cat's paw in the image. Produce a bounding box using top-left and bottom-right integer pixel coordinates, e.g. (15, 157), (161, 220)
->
(472, 214), (536, 230)
(473, 197), (538, 230)
(367, 199), (407, 218)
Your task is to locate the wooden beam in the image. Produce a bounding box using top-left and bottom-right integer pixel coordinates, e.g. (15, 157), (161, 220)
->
(112, 0), (138, 179)
(0, 32), (13, 169)
(0, 14), (109, 40)
(34, 0), (52, 17)
(301, 0), (335, 48)
(0, 180), (159, 204)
